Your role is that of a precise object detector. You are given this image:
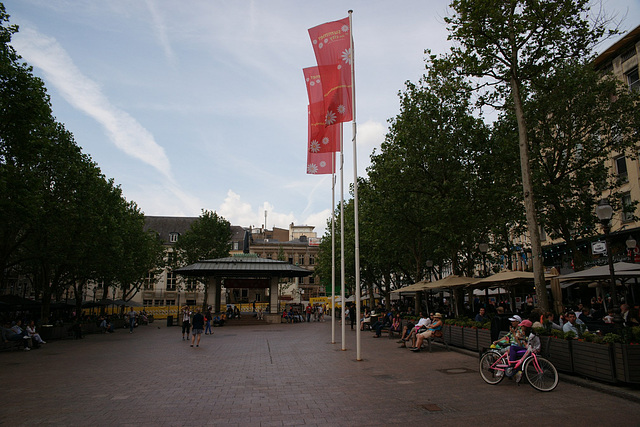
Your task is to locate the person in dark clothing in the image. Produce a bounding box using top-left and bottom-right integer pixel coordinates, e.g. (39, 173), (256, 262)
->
(191, 308), (205, 348)
(490, 306), (506, 342)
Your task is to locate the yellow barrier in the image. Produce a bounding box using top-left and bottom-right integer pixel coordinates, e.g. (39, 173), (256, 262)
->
(82, 306), (180, 320)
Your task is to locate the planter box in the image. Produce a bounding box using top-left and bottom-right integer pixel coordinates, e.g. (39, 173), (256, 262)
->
(449, 325), (464, 348)
(614, 343), (640, 384)
(572, 340), (616, 383)
(544, 337), (573, 373)
(463, 327), (478, 351)
(477, 329), (492, 351)
(443, 324), (452, 345)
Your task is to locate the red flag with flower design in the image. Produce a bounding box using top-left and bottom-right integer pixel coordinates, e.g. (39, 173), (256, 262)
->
(307, 151), (335, 175)
(304, 65), (351, 125)
(308, 105), (339, 153)
(308, 17), (353, 124)
(303, 66), (323, 104)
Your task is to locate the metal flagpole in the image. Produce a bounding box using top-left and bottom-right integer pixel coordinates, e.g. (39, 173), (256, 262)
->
(331, 152), (336, 344)
(348, 9), (362, 361)
(340, 124), (346, 351)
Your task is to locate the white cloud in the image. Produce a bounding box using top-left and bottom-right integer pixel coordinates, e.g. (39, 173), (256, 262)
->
(219, 190), (330, 235)
(304, 209), (332, 237)
(11, 27), (172, 178)
(144, 0), (175, 63)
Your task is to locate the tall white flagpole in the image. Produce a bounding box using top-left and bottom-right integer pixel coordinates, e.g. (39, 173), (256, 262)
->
(340, 124), (346, 351)
(331, 152), (336, 344)
(348, 9), (362, 361)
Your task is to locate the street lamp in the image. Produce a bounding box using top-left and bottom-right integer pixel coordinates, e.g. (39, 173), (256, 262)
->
(596, 198), (622, 326)
(426, 260), (433, 281)
(626, 235), (637, 263)
(479, 243), (489, 277)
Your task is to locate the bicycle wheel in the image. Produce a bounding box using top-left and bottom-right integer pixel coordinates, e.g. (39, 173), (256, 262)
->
(524, 356), (558, 392)
(479, 351), (505, 385)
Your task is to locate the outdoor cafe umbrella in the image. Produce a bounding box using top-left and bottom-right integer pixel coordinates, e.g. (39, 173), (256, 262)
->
(421, 275), (475, 317)
(390, 280), (430, 294)
(557, 262), (640, 283)
(470, 270), (557, 311)
(557, 262), (640, 308)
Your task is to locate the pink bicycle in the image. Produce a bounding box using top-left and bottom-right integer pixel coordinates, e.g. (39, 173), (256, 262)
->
(479, 346), (559, 392)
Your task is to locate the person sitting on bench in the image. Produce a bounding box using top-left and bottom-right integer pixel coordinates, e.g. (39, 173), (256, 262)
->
(411, 313), (444, 352)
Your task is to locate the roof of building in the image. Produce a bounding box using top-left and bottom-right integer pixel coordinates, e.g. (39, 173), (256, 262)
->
(174, 255), (312, 278)
(594, 24), (640, 68)
(144, 216), (198, 243)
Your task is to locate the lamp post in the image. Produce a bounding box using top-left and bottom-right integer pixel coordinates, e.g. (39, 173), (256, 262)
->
(626, 235), (637, 263)
(479, 243), (489, 277)
(595, 198), (623, 326)
(425, 260), (434, 315)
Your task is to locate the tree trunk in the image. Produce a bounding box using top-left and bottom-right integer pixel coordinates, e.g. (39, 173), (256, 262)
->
(510, 75), (550, 312)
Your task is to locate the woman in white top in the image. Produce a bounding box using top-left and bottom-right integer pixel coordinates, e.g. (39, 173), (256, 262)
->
(26, 320), (46, 344)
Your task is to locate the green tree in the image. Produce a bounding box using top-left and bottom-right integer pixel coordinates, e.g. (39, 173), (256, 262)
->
(0, 3), (56, 285)
(443, 0), (614, 311)
(526, 59), (640, 270)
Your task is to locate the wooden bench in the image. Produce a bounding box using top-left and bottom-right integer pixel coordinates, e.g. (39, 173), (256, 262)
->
(0, 340), (24, 352)
(426, 334), (450, 353)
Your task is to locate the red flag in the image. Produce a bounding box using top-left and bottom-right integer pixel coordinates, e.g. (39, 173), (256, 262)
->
(303, 67), (323, 104)
(317, 64), (352, 124)
(308, 17), (353, 124)
(304, 65), (352, 125)
(308, 17), (351, 72)
(308, 105), (339, 153)
(307, 151), (335, 175)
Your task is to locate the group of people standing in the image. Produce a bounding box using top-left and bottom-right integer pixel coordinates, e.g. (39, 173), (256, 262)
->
(181, 305), (227, 348)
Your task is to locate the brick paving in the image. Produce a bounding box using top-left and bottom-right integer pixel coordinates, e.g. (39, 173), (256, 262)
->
(2, 320), (640, 426)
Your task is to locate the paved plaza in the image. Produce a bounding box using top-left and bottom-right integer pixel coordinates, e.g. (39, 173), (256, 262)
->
(3, 319), (640, 426)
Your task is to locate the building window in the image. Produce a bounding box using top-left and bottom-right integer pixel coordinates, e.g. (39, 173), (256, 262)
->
(298, 254), (305, 265)
(186, 299), (196, 306)
(166, 299), (175, 306)
(166, 272), (176, 291)
(233, 241), (239, 250)
(622, 193), (635, 223)
(627, 67), (639, 93)
(266, 253), (272, 259)
(185, 278), (198, 292)
(167, 251), (176, 265)
(309, 276), (315, 285)
(144, 272), (155, 290)
(288, 257), (294, 264)
(143, 299), (152, 306)
(615, 156), (628, 182)
(169, 232), (179, 243)
(309, 256), (315, 265)
(154, 299), (164, 306)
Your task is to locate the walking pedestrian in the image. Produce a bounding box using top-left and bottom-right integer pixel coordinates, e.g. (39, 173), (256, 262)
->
(191, 308), (205, 348)
(204, 308), (213, 335)
(305, 303), (312, 323)
(181, 305), (192, 341)
(127, 307), (137, 333)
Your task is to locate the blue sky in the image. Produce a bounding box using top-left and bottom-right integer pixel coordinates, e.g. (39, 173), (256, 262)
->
(4, 1), (639, 236)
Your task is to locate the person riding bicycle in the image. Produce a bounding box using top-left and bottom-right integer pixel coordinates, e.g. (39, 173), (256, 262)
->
(490, 314), (524, 351)
(508, 319), (533, 363)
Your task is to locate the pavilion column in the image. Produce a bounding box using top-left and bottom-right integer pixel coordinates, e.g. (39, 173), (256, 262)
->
(269, 276), (279, 314)
(210, 277), (221, 314)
